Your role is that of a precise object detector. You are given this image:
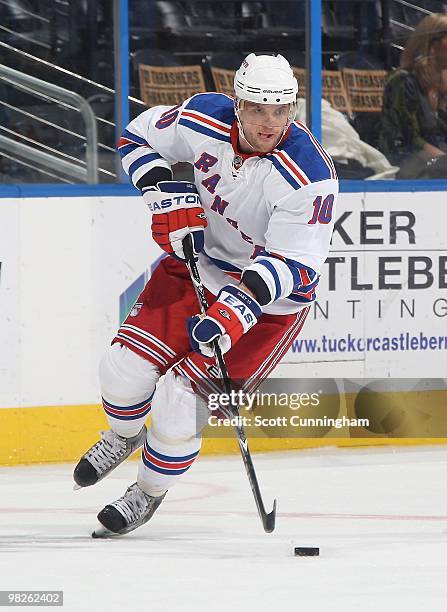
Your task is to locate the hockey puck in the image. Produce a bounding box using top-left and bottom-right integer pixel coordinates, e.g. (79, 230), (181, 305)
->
(294, 547), (319, 556)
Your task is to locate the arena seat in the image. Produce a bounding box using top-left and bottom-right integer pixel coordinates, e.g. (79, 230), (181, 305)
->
(335, 51), (388, 147)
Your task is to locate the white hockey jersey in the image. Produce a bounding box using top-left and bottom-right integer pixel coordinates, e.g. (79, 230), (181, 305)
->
(119, 93), (338, 315)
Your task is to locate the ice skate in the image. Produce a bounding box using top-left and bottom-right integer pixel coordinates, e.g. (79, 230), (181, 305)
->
(92, 482), (166, 538)
(73, 426), (146, 488)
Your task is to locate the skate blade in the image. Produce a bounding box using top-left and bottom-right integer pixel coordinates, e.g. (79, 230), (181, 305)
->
(91, 524), (122, 539)
(73, 483), (82, 491)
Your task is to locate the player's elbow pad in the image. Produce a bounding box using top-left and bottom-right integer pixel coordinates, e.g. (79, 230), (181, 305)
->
(242, 252), (320, 306)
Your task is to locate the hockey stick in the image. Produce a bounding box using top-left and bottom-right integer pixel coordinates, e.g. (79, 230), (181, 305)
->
(182, 235), (276, 533)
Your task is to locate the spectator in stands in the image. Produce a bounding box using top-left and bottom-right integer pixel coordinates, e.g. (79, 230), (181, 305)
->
(378, 13), (447, 178)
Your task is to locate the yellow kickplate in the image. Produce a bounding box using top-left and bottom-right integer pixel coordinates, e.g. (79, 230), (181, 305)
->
(0, 401), (446, 466)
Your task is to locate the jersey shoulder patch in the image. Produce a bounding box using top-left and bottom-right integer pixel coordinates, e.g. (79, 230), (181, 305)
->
(179, 93), (234, 143)
(269, 121), (337, 190)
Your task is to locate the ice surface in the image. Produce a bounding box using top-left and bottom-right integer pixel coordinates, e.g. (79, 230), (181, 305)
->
(1, 446), (447, 611)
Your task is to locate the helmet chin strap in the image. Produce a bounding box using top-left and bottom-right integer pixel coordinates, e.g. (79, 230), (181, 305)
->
(234, 98), (296, 152)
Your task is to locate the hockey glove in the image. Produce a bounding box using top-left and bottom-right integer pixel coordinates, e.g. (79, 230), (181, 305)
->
(142, 181), (207, 260)
(187, 285), (262, 357)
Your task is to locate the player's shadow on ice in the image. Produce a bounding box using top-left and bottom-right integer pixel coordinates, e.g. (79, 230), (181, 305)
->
(0, 532), (94, 552)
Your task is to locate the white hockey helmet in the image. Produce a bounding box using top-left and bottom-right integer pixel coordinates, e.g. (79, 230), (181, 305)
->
(234, 53), (298, 105)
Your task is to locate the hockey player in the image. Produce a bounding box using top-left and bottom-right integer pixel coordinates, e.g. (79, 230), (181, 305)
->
(74, 53), (338, 536)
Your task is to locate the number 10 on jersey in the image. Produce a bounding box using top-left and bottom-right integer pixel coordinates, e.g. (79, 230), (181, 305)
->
(308, 194), (335, 224)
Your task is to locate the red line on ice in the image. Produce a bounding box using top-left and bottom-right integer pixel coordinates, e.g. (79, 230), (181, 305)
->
(2, 508), (447, 522)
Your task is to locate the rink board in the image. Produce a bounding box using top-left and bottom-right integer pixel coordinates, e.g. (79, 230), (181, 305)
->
(1, 389), (447, 465)
(1, 191), (446, 464)
(0, 191), (446, 409)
